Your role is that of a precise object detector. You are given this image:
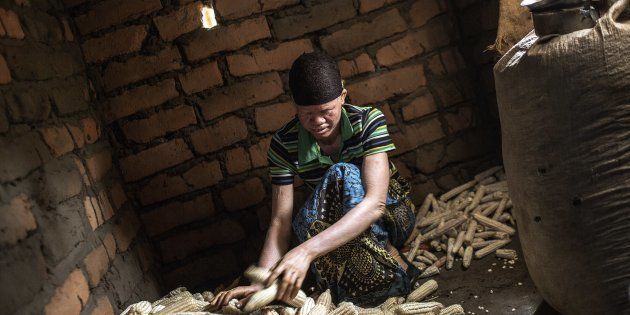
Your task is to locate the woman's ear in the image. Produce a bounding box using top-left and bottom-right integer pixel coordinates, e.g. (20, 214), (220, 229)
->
(340, 88), (348, 103)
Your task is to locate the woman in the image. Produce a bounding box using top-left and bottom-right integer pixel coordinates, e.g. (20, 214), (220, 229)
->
(212, 52), (419, 308)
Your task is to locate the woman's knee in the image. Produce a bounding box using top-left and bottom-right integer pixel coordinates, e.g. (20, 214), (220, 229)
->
(324, 162), (361, 179)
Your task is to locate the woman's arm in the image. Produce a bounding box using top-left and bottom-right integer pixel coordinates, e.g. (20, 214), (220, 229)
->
(267, 152), (391, 301)
(258, 183), (294, 269)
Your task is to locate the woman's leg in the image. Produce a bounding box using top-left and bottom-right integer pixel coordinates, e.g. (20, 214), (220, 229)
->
(292, 163), (416, 306)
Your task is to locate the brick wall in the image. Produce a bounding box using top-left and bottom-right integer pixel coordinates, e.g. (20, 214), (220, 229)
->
(0, 0), (160, 314)
(1, 0), (502, 309)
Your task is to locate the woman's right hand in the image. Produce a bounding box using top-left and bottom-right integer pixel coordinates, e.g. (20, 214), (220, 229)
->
(210, 283), (264, 309)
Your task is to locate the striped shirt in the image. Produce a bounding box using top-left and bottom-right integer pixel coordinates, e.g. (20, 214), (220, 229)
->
(267, 104), (397, 189)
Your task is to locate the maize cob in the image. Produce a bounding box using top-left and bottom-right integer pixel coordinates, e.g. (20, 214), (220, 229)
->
(452, 231), (465, 254)
(472, 237), (484, 244)
(280, 307), (297, 315)
(243, 266), (307, 309)
(422, 250), (438, 262)
(415, 255), (433, 265)
(330, 302), (358, 315)
(446, 238), (454, 270)
(394, 302), (443, 315)
(419, 265), (439, 278)
(261, 309), (280, 315)
(193, 293), (204, 301)
(457, 247), (464, 258)
(221, 299), (243, 314)
(243, 285), (277, 312)
(472, 213), (516, 235)
(476, 176), (496, 187)
(463, 220), (477, 245)
(411, 260), (427, 271)
(201, 291), (215, 303)
(494, 232), (510, 240)
(407, 280), (438, 302)
(430, 240), (442, 252)
(121, 301), (152, 315)
(419, 211), (458, 228)
(464, 185), (485, 215)
(429, 195), (440, 213)
(484, 181), (508, 193)
(480, 191), (505, 203)
(473, 231), (495, 239)
(405, 195), (433, 246)
(358, 307), (385, 315)
(406, 238), (421, 261)
(431, 256), (446, 269)
(315, 289), (333, 310)
(245, 265), (271, 284)
(296, 297), (315, 315)
(307, 304), (327, 315)
(154, 297), (208, 314)
(439, 304), (465, 315)
(418, 216), (468, 243)
(480, 202), (500, 217)
(495, 249), (517, 259)
(491, 197), (509, 220)
(472, 240), (495, 249)
(473, 166), (502, 182)
(439, 180), (476, 201)
(462, 246), (473, 269)
(474, 239), (511, 259)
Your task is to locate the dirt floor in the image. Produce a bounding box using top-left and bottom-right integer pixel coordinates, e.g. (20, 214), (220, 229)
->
(433, 235), (561, 315)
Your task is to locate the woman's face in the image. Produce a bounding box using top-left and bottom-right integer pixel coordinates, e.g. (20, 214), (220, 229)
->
(296, 89), (347, 141)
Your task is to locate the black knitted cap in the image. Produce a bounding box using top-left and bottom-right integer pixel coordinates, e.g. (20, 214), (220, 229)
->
(289, 52), (343, 106)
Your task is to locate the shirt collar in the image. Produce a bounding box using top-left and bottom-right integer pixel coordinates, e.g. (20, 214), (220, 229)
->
(298, 106), (354, 165)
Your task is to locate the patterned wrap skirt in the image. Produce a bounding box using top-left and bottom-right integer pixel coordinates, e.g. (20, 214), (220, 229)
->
(292, 163), (421, 306)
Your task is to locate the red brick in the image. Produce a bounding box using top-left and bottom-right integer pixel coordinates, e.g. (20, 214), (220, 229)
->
(410, 179), (439, 205)
(178, 61), (223, 94)
(102, 47), (181, 91)
(80, 117), (100, 144)
(391, 117), (444, 154)
(0, 54), (11, 84)
(74, 0), (162, 35)
(83, 196), (100, 230)
(138, 173), (188, 205)
(215, 0), (298, 20)
(439, 48), (467, 74)
(375, 31), (426, 67)
(39, 125), (74, 157)
(427, 53), (446, 75)
(113, 212), (140, 252)
(182, 160), (223, 189)
(83, 244), (109, 287)
(338, 53), (375, 79)
(346, 64), (426, 105)
(120, 138), (193, 182)
(122, 105), (197, 143)
(154, 2), (203, 41)
(102, 232), (117, 260)
(61, 18), (74, 41)
(227, 39), (314, 77)
(85, 150), (112, 182)
(221, 177), (265, 211)
(321, 9), (406, 56)
(73, 157), (91, 187)
(415, 142), (445, 174)
(97, 190), (114, 221)
(433, 78), (464, 106)
(81, 25), (147, 63)
(163, 249), (239, 288)
(190, 116), (248, 154)
(411, 19), (451, 53)
(444, 106), (474, 133)
(249, 136), (272, 168)
(402, 91), (436, 121)
(225, 147), (251, 175)
(107, 182), (126, 211)
(0, 8), (25, 39)
(359, 0), (402, 14)
(255, 101), (295, 133)
(141, 193), (215, 236)
(160, 219), (245, 262)
(184, 16), (271, 62)
(90, 296), (114, 315)
(65, 122), (85, 148)
(44, 269), (89, 315)
(105, 79), (179, 122)
(0, 194), (36, 246)
(199, 72), (283, 120)
(271, 0), (355, 40)
(380, 103), (395, 125)
(409, 0), (442, 28)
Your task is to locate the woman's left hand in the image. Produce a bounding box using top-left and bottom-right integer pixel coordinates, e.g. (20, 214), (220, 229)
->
(265, 245), (314, 303)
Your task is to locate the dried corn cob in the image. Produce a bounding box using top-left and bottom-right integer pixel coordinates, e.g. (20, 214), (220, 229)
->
(380, 296), (403, 312)
(446, 238), (454, 270)
(243, 285), (277, 312)
(439, 304), (465, 315)
(330, 302), (358, 315)
(419, 211), (458, 228)
(315, 289), (333, 310)
(431, 256), (446, 269)
(480, 191), (505, 203)
(474, 239), (511, 259)
(473, 231), (495, 239)
(439, 180), (476, 202)
(296, 297), (314, 315)
(472, 213), (516, 235)
(472, 240), (495, 249)
(473, 166), (502, 182)
(280, 307), (297, 315)
(154, 297), (208, 314)
(308, 304), (328, 315)
(495, 249), (517, 259)
(452, 231), (465, 254)
(221, 299), (243, 314)
(422, 250), (438, 262)
(411, 261), (427, 271)
(419, 265), (439, 278)
(484, 181), (508, 192)
(121, 301), (152, 315)
(407, 280), (438, 302)
(462, 246), (473, 269)
(480, 202), (500, 217)
(491, 197), (509, 220)
(394, 302), (443, 314)
(358, 307), (385, 315)
(463, 220), (477, 245)
(415, 255), (433, 265)
(464, 185), (485, 215)
(418, 216), (468, 243)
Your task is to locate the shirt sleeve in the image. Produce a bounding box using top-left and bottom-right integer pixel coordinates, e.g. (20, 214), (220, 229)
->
(362, 107), (396, 156)
(267, 133), (296, 185)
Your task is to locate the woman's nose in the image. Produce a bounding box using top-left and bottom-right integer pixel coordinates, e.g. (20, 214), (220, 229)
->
(311, 115), (326, 125)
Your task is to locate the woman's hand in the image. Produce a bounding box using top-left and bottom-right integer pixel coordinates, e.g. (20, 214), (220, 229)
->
(265, 245), (314, 303)
(210, 283), (264, 309)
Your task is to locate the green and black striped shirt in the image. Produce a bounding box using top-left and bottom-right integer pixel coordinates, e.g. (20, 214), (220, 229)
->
(267, 104), (397, 189)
